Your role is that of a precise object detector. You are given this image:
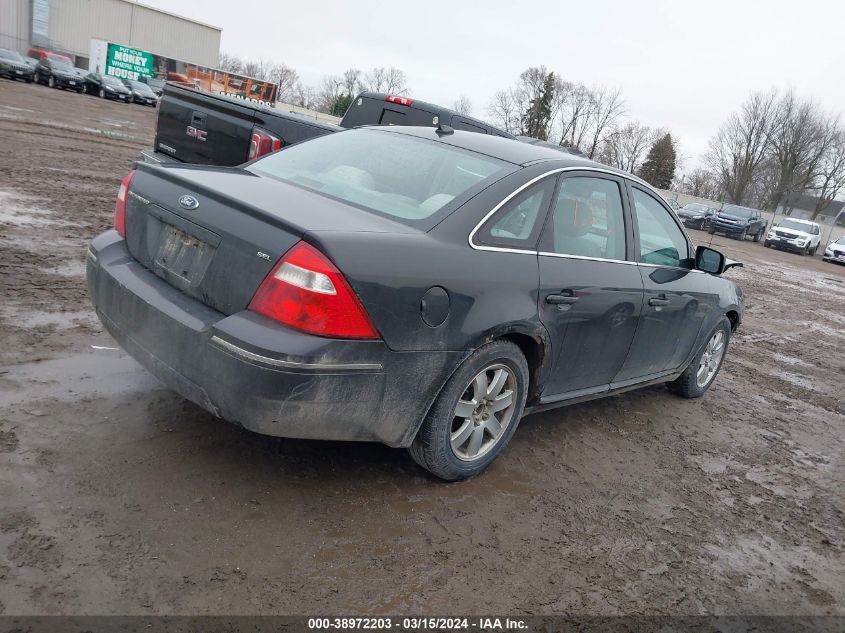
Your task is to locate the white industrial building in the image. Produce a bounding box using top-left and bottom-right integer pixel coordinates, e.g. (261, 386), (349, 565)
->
(0, 0), (220, 69)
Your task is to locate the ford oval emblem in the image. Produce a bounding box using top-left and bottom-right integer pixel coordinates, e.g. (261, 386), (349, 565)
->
(179, 195), (199, 210)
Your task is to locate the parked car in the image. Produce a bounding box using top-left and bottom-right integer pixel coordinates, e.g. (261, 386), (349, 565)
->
(677, 203), (717, 230)
(121, 79), (158, 106)
(764, 218), (822, 255)
(0, 48), (34, 83)
(664, 197), (681, 211)
(84, 73), (131, 102)
(709, 204), (767, 241)
(87, 126), (743, 480)
(35, 57), (83, 91)
(26, 47), (72, 64)
(141, 76), (165, 96)
(822, 235), (845, 264)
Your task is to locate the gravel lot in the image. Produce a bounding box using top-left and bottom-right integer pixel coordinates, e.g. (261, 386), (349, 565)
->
(0, 80), (843, 616)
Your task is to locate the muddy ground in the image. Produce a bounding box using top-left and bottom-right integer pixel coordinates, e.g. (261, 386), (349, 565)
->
(0, 79), (843, 616)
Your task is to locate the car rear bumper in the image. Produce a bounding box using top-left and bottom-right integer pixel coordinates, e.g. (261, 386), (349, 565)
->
(86, 231), (462, 447)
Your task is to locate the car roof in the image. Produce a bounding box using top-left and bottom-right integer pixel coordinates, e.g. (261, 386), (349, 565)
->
(366, 125), (620, 171)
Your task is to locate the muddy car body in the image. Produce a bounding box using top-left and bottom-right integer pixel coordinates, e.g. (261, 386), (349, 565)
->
(87, 127), (743, 480)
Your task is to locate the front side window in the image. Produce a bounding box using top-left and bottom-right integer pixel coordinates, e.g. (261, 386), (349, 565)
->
(475, 178), (555, 249)
(544, 176), (626, 261)
(632, 188), (690, 267)
(249, 128), (510, 228)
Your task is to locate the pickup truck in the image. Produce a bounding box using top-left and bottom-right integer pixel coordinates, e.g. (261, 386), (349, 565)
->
(146, 84), (514, 167)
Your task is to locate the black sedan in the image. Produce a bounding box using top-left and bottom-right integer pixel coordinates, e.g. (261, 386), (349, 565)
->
(122, 79), (158, 106)
(84, 73), (131, 102)
(86, 127), (743, 480)
(0, 48), (34, 83)
(35, 57), (83, 91)
(677, 203), (717, 230)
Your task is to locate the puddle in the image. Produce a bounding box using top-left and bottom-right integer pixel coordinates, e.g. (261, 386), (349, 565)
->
(0, 190), (58, 227)
(770, 369), (816, 390)
(0, 306), (96, 329)
(0, 350), (161, 409)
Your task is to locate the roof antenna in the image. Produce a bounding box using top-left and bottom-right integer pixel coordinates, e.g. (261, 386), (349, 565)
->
(436, 123), (454, 136)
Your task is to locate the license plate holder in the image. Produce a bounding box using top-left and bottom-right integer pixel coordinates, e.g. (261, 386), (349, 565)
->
(154, 225), (215, 286)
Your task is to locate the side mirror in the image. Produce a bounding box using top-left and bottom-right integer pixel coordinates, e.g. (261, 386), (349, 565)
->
(695, 245), (725, 275)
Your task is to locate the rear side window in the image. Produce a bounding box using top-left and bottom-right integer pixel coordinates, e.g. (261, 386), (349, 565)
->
(543, 176), (627, 261)
(474, 178), (556, 249)
(249, 129), (510, 227)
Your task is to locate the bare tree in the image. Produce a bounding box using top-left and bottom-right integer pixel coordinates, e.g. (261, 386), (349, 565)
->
(452, 95), (473, 116)
(555, 81), (597, 149)
(585, 86), (625, 159)
(809, 131), (845, 219)
(487, 88), (523, 134)
(267, 63), (299, 103)
(679, 167), (722, 200)
(764, 91), (838, 211)
(217, 51), (243, 73)
(705, 90), (777, 205)
(364, 67), (408, 95)
(599, 121), (654, 173)
(341, 68), (362, 97)
(242, 58), (273, 80)
(315, 75), (345, 114)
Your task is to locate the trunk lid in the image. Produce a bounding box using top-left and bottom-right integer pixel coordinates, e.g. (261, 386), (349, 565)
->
(125, 164), (417, 316)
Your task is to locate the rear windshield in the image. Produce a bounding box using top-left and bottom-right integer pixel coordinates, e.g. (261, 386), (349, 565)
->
(682, 203), (710, 213)
(248, 129), (511, 227)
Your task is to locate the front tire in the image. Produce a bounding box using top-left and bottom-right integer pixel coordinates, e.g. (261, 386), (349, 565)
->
(668, 317), (730, 399)
(738, 228), (747, 241)
(409, 340), (528, 481)
(98, 87), (105, 98)
(753, 230), (761, 242)
(47, 75), (55, 88)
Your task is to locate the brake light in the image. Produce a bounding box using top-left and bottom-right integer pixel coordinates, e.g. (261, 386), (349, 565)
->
(248, 127), (282, 160)
(385, 95), (412, 106)
(249, 241), (379, 339)
(114, 170), (134, 237)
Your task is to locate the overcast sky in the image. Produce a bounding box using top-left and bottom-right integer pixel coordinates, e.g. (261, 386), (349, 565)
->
(142, 0), (844, 170)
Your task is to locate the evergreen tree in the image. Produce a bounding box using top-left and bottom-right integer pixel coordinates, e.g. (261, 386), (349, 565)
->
(639, 133), (677, 189)
(331, 93), (354, 117)
(522, 72), (555, 140)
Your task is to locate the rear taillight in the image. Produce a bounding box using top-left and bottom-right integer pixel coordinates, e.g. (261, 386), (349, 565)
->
(114, 170), (134, 238)
(248, 127), (282, 160)
(385, 95), (412, 106)
(248, 241), (379, 339)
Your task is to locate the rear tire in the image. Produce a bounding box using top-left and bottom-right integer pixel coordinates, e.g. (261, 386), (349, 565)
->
(668, 317), (731, 399)
(409, 340), (528, 481)
(753, 230), (761, 242)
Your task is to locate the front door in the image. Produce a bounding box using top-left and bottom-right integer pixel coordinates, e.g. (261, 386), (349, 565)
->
(614, 185), (719, 383)
(538, 173), (644, 397)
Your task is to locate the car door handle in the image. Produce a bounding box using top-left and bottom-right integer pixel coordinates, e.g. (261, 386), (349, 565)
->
(546, 293), (579, 305)
(648, 296), (670, 307)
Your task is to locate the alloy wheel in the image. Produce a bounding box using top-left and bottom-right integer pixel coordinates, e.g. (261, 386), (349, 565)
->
(450, 364), (516, 461)
(696, 330), (725, 388)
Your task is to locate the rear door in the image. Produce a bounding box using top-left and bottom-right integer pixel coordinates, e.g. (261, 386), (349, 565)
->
(613, 184), (718, 383)
(537, 172), (643, 398)
(156, 87), (257, 165)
